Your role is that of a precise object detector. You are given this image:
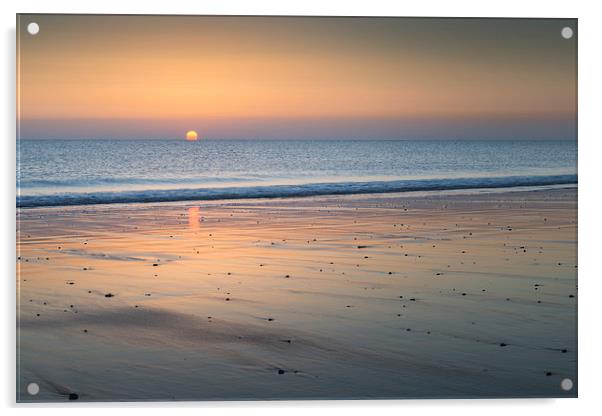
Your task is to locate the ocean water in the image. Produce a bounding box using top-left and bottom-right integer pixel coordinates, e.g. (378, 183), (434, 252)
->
(17, 139), (577, 208)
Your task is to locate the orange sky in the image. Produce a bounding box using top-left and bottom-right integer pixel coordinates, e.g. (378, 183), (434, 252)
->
(17, 15), (577, 139)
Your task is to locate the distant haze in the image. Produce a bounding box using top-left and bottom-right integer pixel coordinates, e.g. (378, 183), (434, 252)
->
(18, 15), (577, 140)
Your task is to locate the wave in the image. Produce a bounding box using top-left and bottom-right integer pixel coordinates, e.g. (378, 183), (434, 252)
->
(16, 174), (577, 208)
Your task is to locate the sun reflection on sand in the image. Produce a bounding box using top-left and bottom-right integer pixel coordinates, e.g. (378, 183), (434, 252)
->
(188, 206), (201, 231)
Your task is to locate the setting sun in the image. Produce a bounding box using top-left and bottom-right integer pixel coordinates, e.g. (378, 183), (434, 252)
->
(185, 130), (198, 141)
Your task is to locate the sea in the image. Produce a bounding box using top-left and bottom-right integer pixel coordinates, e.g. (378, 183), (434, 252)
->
(17, 139), (577, 208)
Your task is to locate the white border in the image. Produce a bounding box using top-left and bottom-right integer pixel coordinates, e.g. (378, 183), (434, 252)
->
(2, 0), (601, 414)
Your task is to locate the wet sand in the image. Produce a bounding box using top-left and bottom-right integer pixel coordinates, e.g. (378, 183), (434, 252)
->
(16, 188), (577, 401)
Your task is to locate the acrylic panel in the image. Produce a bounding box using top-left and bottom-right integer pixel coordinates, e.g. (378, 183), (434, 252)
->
(16, 14), (577, 402)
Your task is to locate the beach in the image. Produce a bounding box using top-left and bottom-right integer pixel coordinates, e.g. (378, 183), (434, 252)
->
(16, 187), (577, 401)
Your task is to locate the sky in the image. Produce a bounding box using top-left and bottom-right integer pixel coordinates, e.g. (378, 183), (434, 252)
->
(17, 15), (577, 140)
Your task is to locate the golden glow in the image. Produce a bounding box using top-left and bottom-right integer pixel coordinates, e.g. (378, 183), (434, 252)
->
(17, 15), (576, 139)
(185, 130), (199, 141)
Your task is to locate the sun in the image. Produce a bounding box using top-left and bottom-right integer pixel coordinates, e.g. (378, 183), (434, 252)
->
(185, 130), (199, 141)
